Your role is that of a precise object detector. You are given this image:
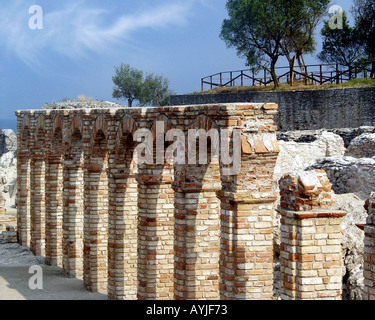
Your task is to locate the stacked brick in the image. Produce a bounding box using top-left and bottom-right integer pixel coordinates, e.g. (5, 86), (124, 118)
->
(279, 170), (346, 300)
(16, 103), (280, 300)
(364, 193), (375, 300)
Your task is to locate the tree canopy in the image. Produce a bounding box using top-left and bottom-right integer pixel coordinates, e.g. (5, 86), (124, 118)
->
(220, 0), (330, 87)
(112, 64), (172, 107)
(318, 11), (366, 78)
(352, 0), (375, 77)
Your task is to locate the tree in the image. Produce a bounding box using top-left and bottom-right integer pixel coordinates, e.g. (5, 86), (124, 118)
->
(112, 64), (172, 107)
(318, 11), (366, 79)
(281, 0), (330, 85)
(140, 74), (173, 107)
(220, 0), (288, 87)
(352, 0), (375, 78)
(220, 0), (329, 87)
(112, 64), (144, 108)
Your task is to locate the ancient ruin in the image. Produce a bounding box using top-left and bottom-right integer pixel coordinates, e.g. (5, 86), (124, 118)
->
(14, 102), (375, 300)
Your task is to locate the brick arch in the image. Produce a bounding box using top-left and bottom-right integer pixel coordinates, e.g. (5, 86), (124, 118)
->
(151, 114), (175, 137)
(91, 115), (109, 156)
(189, 114), (219, 131)
(69, 115), (83, 143)
(20, 115), (31, 150)
(51, 115), (64, 149)
(114, 115), (138, 154)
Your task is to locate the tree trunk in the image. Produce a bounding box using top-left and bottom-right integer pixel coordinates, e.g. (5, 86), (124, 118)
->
(128, 99), (133, 108)
(270, 60), (279, 88)
(289, 55), (297, 86)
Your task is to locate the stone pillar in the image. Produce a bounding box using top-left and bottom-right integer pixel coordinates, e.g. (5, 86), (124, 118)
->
(30, 127), (46, 257)
(279, 170), (346, 300)
(137, 163), (175, 300)
(363, 193), (375, 300)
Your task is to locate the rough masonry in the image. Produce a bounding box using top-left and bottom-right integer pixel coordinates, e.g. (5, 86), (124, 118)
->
(15, 103), (280, 300)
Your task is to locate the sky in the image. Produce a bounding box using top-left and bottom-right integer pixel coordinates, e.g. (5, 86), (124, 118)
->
(0, 0), (354, 132)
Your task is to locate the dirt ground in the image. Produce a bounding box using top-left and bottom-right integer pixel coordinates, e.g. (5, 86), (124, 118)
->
(0, 244), (107, 300)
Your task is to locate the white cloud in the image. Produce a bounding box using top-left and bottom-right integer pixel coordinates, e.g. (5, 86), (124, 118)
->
(0, 0), (196, 67)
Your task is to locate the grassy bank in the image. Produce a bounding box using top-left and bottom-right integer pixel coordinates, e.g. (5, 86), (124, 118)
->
(196, 78), (375, 94)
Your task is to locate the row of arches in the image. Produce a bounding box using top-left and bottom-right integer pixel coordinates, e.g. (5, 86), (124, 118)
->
(16, 108), (278, 300)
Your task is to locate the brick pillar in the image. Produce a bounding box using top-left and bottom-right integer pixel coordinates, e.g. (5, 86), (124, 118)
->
(363, 193), (375, 300)
(218, 123), (279, 300)
(173, 162), (221, 300)
(279, 170), (346, 300)
(137, 163), (175, 300)
(17, 125), (31, 247)
(83, 129), (109, 294)
(218, 191), (276, 300)
(108, 135), (138, 300)
(30, 128), (46, 257)
(45, 130), (64, 267)
(62, 139), (84, 278)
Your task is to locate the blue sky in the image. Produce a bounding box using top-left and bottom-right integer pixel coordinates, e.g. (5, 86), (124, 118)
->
(0, 0), (353, 131)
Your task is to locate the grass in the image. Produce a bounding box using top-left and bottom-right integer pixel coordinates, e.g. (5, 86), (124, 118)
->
(195, 78), (375, 95)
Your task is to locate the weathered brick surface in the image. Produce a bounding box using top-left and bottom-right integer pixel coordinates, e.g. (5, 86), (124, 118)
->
(278, 170), (346, 300)
(364, 193), (375, 300)
(16, 103), (280, 300)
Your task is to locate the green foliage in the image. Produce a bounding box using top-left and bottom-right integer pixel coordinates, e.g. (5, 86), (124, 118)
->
(220, 0), (330, 87)
(112, 64), (144, 107)
(352, 0), (375, 76)
(318, 11), (366, 75)
(139, 74), (172, 107)
(112, 64), (172, 107)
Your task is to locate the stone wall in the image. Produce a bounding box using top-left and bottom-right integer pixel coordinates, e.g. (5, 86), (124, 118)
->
(170, 87), (375, 132)
(15, 103), (280, 300)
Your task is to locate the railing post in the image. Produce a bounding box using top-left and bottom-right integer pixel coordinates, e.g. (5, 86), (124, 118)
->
(241, 71), (243, 87)
(220, 73), (223, 87)
(201, 78), (204, 92)
(264, 69), (267, 86)
(336, 64), (339, 84)
(210, 76), (213, 90)
(252, 71), (255, 86)
(320, 65), (323, 85)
